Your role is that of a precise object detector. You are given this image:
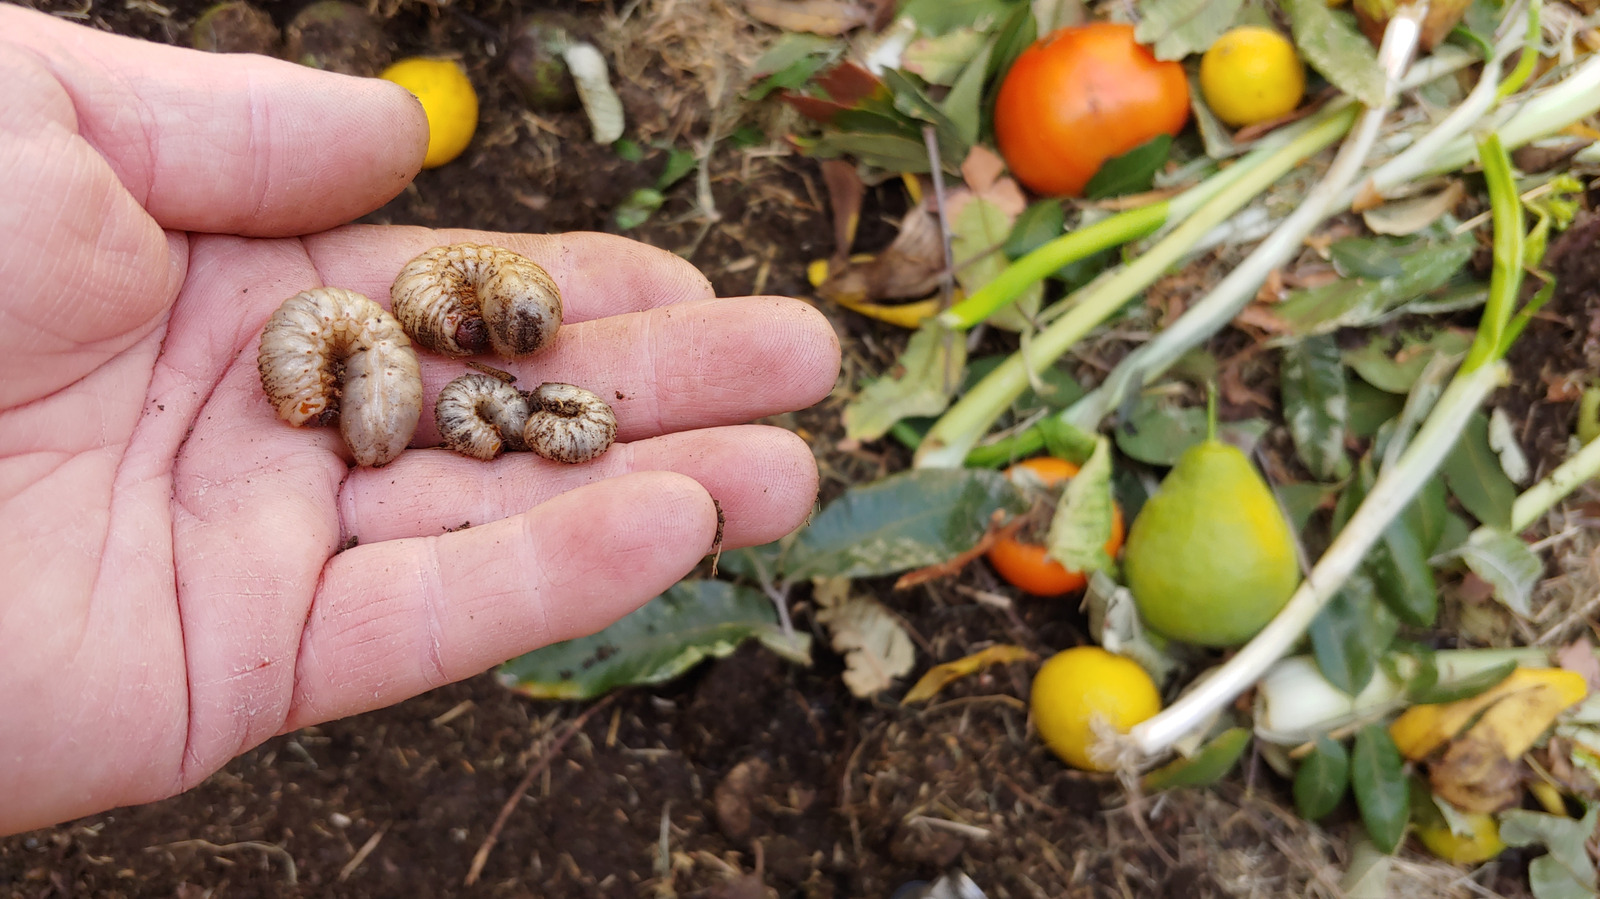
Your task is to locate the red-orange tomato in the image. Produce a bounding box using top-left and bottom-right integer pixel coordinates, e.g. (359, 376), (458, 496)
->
(993, 23), (1190, 197)
(987, 457), (1125, 596)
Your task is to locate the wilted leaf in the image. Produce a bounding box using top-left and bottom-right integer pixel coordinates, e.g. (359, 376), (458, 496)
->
(1341, 838), (1392, 898)
(1441, 413), (1517, 529)
(1488, 406), (1532, 485)
(818, 593), (916, 696)
(1361, 180), (1466, 236)
(742, 0), (873, 35)
(902, 644), (1035, 703)
(1309, 573), (1397, 696)
(1281, 335), (1351, 481)
(499, 581), (810, 700)
(1342, 328), (1474, 394)
(1441, 529), (1543, 619)
(844, 323), (966, 442)
(1281, 0), (1385, 106)
(901, 27), (989, 85)
(1144, 728), (1252, 791)
(819, 202), (946, 304)
(1274, 231), (1475, 335)
(784, 468), (1027, 580)
(1556, 637), (1600, 693)
(1351, 724), (1409, 852)
(1500, 805), (1600, 899)
(1085, 571), (1181, 683)
(1294, 736), (1351, 820)
(1045, 436), (1115, 574)
(1390, 667), (1589, 761)
(1135, 0), (1244, 59)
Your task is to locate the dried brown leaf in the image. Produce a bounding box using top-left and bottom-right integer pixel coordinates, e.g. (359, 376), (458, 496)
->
(741, 0), (872, 35)
(1556, 636), (1600, 693)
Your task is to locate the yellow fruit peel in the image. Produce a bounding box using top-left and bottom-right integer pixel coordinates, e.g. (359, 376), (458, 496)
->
(1415, 811), (1506, 865)
(1390, 667), (1590, 761)
(902, 645), (1036, 704)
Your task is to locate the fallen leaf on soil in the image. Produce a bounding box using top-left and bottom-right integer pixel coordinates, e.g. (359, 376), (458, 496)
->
(742, 0), (873, 35)
(713, 757), (771, 842)
(1361, 180), (1465, 236)
(1390, 667), (1589, 762)
(900, 644), (1035, 704)
(821, 158), (863, 270)
(815, 582), (915, 697)
(1429, 734), (1523, 812)
(817, 202), (946, 305)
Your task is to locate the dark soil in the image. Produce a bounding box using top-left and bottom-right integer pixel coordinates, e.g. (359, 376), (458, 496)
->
(2, 1), (1578, 897)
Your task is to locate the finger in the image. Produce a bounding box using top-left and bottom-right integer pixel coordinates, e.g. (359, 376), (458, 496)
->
(284, 471), (717, 729)
(301, 227), (716, 321)
(337, 425), (818, 547)
(3, 6), (425, 237)
(409, 295), (839, 444)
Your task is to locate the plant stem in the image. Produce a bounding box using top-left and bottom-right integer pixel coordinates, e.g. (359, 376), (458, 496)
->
(1130, 359), (1510, 756)
(912, 107), (1359, 468)
(1504, 434), (1600, 533)
(1464, 134), (1524, 372)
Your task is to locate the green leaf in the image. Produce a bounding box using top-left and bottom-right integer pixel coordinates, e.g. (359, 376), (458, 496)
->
(715, 538), (788, 585)
(844, 323), (967, 442)
(1143, 727), (1252, 791)
(1045, 436), (1115, 574)
(1366, 513), (1437, 628)
(1309, 573), (1398, 695)
(1084, 135), (1173, 200)
(1407, 658), (1517, 704)
(939, 40), (993, 146)
(1442, 529), (1543, 618)
(784, 468), (1028, 580)
(880, 69), (970, 169)
(654, 147), (697, 191)
(1274, 232), (1476, 336)
(1113, 394), (1269, 466)
(1281, 0), (1385, 106)
(1440, 413), (1517, 529)
(1350, 724), (1409, 853)
(899, 0), (1023, 36)
(1281, 335), (1351, 481)
(1135, 0), (1245, 60)
(613, 188), (666, 230)
(796, 131), (933, 173)
(1037, 417), (1099, 462)
(1279, 481), (1339, 534)
(498, 580), (810, 700)
(1346, 379), (1405, 438)
(1293, 736), (1351, 820)
(1004, 200), (1066, 259)
(1402, 475), (1449, 557)
(1499, 805), (1600, 899)
(1342, 329), (1475, 394)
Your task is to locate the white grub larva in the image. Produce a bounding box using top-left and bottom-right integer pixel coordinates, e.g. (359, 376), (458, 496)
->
(523, 382), (617, 464)
(434, 372), (532, 460)
(391, 243), (563, 359)
(257, 287), (423, 467)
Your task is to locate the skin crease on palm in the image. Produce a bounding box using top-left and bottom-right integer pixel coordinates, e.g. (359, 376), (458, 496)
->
(0, 7), (841, 836)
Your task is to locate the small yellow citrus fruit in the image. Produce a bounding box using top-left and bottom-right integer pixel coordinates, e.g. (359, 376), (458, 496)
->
(380, 57), (479, 169)
(1199, 26), (1306, 128)
(1030, 646), (1161, 771)
(1416, 812), (1507, 865)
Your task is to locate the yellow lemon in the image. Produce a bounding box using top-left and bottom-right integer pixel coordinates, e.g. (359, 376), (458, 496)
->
(1199, 26), (1306, 128)
(380, 57), (478, 169)
(1416, 812), (1507, 865)
(1031, 647), (1161, 771)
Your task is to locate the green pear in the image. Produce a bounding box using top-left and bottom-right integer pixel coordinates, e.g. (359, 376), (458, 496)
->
(1123, 438), (1301, 647)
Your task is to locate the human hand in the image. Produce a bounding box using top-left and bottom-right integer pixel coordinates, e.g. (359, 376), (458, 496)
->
(0, 7), (839, 835)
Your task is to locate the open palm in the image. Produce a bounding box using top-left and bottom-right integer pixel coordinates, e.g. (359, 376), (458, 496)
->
(0, 8), (838, 835)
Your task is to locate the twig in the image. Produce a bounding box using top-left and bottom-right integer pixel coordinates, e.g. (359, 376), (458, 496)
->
(337, 823), (389, 883)
(465, 694), (618, 886)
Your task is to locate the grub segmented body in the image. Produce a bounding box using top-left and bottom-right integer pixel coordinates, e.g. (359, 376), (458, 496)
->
(257, 287), (423, 467)
(391, 243), (563, 358)
(523, 382), (617, 464)
(434, 372), (532, 460)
